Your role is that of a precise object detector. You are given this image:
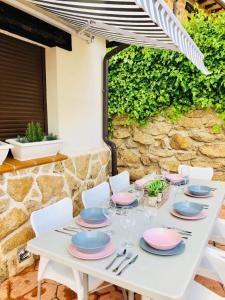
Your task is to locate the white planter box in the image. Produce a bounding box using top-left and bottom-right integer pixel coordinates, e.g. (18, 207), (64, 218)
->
(0, 142), (13, 165)
(6, 139), (62, 161)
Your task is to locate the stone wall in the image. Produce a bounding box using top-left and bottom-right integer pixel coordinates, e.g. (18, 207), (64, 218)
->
(0, 148), (110, 282)
(112, 109), (225, 182)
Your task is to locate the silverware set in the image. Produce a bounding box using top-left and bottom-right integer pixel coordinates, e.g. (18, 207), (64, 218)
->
(54, 226), (91, 236)
(105, 248), (138, 276)
(166, 226), (192, 239)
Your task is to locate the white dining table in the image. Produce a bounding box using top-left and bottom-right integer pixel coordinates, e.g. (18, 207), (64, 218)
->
(28, 179), (225, 300)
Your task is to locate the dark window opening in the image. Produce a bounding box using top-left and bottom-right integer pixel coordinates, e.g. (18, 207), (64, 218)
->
(0, 32), (47, 140)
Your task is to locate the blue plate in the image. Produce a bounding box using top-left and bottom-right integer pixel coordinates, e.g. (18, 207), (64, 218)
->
(72, 231), (110, 253)
(173, 201), (204, 217)
(80, 207), (106, 224)
(139, 238), (185, 256)
(188, 185), (211, 196)
(116, 199), (138, 209)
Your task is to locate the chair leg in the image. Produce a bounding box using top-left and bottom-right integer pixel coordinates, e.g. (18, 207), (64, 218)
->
(121, 288), (128, 300)
(128, 291), (134, 300)
(37, 280), (41, 300)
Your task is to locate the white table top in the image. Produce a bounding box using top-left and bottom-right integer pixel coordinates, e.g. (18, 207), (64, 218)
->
(28, 179), (225, 300)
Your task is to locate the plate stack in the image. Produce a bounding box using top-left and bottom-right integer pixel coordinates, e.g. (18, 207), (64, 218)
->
(185, 185), (212, 198)
(76, 207), (111, 228)
(171, 201), (207, 220)
(112, 192), (138, 208)
(68, 231), (115, 260)
(165, 174), (188, 186)
(140, 228), (185, 256)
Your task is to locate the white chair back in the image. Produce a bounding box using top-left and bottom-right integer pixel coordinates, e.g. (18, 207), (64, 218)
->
(31, 197), (73, 237)
(109, 170), (130, 193)
(82, 182), (110, 208)
(205, 246), (225, 286)
(178, 164), (213, 181)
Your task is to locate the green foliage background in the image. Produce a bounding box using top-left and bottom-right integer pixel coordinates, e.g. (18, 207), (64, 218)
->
(108, 11), (225, 128)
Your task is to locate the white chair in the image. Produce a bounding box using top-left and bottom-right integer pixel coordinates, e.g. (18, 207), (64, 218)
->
(142, 246), (225, 300)
(109, 170), (130, 193)
(178, 164), (214, 181)
(31, 197), (103, 300)
(82, 182), (110, 208)
(210, 218), (225, 244)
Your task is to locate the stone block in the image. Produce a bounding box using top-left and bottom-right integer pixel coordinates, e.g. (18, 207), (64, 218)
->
(37, 175), (64, 204)
(113, 128), (130, 139)
(74, 154), (91, 180)
(118, 149), (140, 167)
(199, 144), (225, 158)
(7, 177), (33, 202)
(63, 158), (75, 174)
(99, 150), (110, 166)
(133, 131), (154, 145)
(189, 130), (215, 143)
(170, 134), (192, 150)
(0, 261), (8, 283)
(0, 208), (28, 240)
(0, 198), (9, 214)
(176, 152), (196, 161)
(1, 227), (35, 254)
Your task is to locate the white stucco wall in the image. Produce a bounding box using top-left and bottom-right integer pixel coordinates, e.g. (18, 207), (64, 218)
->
(46, 35), (106, 155)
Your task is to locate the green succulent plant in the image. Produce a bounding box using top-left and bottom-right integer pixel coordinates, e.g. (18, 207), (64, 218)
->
(25, 122), (44, 142)
(147, 180), (169, 197)
(45, 133), (58, 141)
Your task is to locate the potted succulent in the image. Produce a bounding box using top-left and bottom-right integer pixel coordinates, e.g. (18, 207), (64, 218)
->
(6, 122), (62, 161)
(0, 142), (13, 165)
(146, 179), (170, 205)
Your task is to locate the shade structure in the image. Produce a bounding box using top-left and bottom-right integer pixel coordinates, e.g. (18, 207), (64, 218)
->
(27, 0), (210, 74)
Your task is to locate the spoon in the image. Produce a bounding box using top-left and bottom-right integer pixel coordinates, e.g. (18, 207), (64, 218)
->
(113, 251), (133, 272)
(105, 248), (126, 270)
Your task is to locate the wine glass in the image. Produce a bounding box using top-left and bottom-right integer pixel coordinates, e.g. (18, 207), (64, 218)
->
(180, 166), (190, 185)
(101, 199), (116, 235)
(161, 166), (169, 179)
(120, 207), (136, 248)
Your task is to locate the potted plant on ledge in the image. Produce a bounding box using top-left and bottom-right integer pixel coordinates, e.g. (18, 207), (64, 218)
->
(6, 122), (62, 161)
(0, 142), (13, 165)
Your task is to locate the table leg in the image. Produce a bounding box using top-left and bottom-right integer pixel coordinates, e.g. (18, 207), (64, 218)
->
(128, 291), (134, 300)
(83, 273), (89, 300)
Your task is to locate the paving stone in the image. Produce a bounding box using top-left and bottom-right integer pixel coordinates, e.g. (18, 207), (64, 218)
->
(0, 280), (10, 300)
(23, 282), (57, 300)
(9, 270), (38, 298)
(57, 284), (77, 300)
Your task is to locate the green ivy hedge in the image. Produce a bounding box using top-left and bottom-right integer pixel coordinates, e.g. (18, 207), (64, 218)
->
(108, 11), (225, 128)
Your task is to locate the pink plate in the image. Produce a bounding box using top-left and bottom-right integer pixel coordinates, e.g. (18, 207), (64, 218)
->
(111, 192), (134, 205)
(135, 178), (149, 188)
(184, 189), (213, 198)
(143, 228), (182, 250)
(171, 209), (208, 220)
(68, 241), (115, 260)
(76, 216), (111, 228)
(165, 174), (184, 183)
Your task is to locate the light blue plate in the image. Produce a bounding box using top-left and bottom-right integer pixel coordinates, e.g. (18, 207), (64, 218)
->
(72, 231), (110, 253)
(139, 238), (185, 256)
(188, 185), (211, 196)
(173, 201), (204, 217)
(80, 207), (106, 224)
(116, 199), (138, 209)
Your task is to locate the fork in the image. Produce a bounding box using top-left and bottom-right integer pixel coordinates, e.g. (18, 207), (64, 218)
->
(112, 252), (133, 272)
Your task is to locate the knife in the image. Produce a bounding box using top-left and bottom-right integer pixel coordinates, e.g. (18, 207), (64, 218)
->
(117, 255), (138, 276)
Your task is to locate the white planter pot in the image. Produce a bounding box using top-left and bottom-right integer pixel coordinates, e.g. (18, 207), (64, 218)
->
(0, 142), (13, 165)
(6, 139), (62, 161)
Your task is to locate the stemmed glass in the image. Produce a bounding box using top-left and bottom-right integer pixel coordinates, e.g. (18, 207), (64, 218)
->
(120, 207), (136, 248)
(101, 199), (117, 236)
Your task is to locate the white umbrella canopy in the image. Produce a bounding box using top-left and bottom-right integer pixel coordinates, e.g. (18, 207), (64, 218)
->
(27, 0), (210, 74)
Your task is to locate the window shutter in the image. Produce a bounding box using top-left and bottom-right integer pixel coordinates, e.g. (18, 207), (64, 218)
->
(0, 32), (47, 140)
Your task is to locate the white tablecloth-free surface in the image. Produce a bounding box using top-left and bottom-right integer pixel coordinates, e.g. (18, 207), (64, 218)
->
(28, 179), (225, 300)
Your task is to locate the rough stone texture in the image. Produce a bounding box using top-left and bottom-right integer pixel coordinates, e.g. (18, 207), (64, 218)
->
(112, 109), (225, 179)
(170, 134), (192, 150)
(7, 177), (33, 202)
(200, 144), (225, 158)
(113, 127), (130, 139)
(0, 149), (110, 281)
(1, 227), (35, 254)
(0, 208), (28, 240)
(74, 155), (91, 180)
(37, 175), (64, 204)
(0, 198), (9, 214)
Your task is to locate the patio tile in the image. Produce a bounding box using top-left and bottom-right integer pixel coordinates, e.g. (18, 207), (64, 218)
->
(23, 282), (57, 300)
(56, 284), (77, 300)
(0, 280), (10, 300)
(9, 271), (38, 298)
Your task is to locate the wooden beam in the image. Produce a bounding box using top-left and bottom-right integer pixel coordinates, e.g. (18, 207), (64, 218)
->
(0, 2), (72, 51)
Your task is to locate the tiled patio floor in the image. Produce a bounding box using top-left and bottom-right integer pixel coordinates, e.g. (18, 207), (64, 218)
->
(1, 206), (225, 300)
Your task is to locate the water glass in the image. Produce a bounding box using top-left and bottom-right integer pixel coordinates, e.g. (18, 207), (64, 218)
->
(143, 196), (158, 228)
(120, 207), (136, 248)
(102, 200), (116, 235)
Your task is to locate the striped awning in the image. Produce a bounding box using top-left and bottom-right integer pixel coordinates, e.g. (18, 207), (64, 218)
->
(27, 0), (210, 74)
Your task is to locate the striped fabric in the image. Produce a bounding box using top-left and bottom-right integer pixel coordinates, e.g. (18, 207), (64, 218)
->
(27, 0), (210, 74)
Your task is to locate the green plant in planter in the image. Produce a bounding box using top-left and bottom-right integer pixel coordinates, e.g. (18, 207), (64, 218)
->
(45, 133), (58, 141)
(25, 122), (44, 142)
(147, 180), (169, 197)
